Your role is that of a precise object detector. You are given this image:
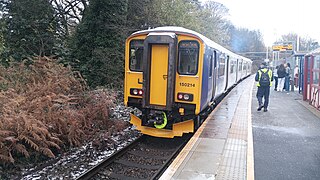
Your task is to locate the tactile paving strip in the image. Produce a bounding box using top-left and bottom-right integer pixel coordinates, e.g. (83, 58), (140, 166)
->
(215, 78), (253, 180)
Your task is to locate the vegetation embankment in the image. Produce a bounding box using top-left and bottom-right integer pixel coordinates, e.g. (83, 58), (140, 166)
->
(0, 58), (121, 164)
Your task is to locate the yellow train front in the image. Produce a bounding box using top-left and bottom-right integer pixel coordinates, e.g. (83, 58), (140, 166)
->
(124, 26), (251, 138)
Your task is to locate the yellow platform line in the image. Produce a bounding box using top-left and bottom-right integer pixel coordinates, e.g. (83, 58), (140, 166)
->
(247, 82), (255, 180)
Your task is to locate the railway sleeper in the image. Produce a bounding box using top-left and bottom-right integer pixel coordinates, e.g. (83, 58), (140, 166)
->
(115, 159), (162, 170)
(128, 151), (168, 160)
(105, 171), (145, 180)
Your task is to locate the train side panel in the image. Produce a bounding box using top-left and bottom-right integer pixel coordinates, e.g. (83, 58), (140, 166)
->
(200, 47), (215, 112)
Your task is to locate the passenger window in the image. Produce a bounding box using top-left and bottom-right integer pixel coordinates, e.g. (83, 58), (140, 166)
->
(178, 41), (199, 75)
(218, 56), (225, 77)
(239, 61), (242, 71)
(129, 40), (144, 72)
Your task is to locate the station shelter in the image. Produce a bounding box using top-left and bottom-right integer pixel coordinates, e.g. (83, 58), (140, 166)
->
(289, 53), (305, 93)
(303, 48), (320, 110)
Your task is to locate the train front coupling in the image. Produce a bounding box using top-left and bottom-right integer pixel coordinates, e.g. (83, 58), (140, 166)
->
(147, 112), (168, 129)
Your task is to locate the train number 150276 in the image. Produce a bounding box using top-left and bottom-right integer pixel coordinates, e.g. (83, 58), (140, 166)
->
(179, 82), (195, 87)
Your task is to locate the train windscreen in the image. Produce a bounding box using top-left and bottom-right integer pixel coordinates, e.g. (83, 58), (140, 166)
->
(129, 40), (144, 72)
(178, 41), (199, 75)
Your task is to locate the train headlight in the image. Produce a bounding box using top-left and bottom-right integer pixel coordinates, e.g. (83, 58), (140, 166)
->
(177, 93), (193, 102)
(133, 89), (138, 95)
(130, 88), (143, 96)
(183, 94), (189, 100)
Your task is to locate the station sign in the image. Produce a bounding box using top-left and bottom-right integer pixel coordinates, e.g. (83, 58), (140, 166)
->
(272, 42), (293, 51)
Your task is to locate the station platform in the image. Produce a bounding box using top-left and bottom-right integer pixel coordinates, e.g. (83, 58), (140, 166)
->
(160, 75), (320, 180)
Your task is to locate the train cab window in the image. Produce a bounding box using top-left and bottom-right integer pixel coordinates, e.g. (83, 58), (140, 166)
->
(178, 41), (199, 75)
(129, 40), (144, 72)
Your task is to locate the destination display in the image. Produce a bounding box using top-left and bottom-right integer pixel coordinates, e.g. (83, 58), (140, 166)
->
(272, 42), (293, 51)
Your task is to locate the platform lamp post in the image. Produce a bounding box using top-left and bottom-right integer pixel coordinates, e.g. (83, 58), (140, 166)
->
(272, 51), (279, 67)
(266, 46), (270, 67)
(272, 50), (275, 67)
(296, 35), (300, 52)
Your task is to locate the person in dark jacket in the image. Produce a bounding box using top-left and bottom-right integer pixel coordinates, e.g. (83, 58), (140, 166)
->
(255, 62), (273, 112)
(273, 65), (279, 91)
(277, 64), (286, 91)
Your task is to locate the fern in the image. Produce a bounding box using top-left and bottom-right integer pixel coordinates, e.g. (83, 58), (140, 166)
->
(49, 136), (63, 145)
(39, 148), (55, 158)
(19, 135), (39, 152)
(0, 154), (14, 163)
(0, 57), (116, 163)
(13, 144), (30, 158)
(0, 130), (14, 136)
(30, 132), (42, 142)
(46, 141), (60, 150)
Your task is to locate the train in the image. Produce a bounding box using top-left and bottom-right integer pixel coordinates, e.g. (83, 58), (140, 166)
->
(124, 26), (252, 138)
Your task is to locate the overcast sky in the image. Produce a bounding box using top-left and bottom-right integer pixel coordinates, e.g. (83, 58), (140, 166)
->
(204, 0), (320, 46)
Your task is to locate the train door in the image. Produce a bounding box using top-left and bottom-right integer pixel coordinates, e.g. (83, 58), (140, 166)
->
(224, 55), (230, 90)
(212, 51), (217, 100)
(150, 45), (168, 105)
(239, 59), (243, 79)
(215, 53), (225, 97)
(229, 58), (236, 85)
(236, 59), (239, 82)
(245, 62), (248, 75)
(142, 33), (177, 111)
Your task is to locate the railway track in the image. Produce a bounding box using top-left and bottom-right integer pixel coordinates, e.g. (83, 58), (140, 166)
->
(76, 134), (192, 180)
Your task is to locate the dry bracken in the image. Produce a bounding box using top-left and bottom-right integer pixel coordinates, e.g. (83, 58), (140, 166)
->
(0, 57), (116, 163)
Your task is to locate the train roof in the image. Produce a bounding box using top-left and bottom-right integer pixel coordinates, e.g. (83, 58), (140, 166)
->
(130, 26), (252, 62)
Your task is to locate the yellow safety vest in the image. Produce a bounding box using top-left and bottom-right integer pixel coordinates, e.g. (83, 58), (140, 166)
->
(257, 68), (273, 87)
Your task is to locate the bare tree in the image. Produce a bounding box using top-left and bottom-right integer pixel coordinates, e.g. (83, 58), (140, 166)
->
(50, 0), (89, 37)
(279, 33), (319, 52)
(201, 0), (230, 45)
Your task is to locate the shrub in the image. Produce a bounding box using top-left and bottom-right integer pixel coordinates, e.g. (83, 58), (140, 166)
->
(0, 57), (115, 163)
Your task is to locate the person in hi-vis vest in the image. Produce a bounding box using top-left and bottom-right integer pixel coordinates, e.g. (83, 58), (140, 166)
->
(255, 62), (273, 112)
